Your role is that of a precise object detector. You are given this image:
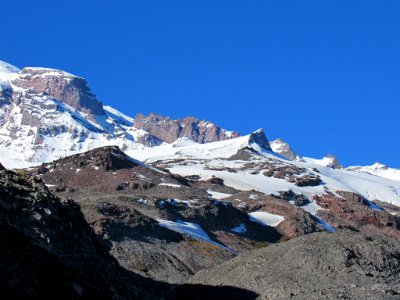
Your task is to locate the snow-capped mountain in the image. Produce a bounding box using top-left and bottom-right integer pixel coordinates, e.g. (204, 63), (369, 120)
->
(0, 60), (239, 168)
(1, 59), (400, 207)
(3, 59), (400, 298)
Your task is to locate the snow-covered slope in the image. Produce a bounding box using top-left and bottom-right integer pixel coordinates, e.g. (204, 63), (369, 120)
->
(0, 60), (20, 83)
(128, 132), (400, 207)
(0, 92), (147, 168)
(303, 154), (342, 169)
(346, 163), (400, 182)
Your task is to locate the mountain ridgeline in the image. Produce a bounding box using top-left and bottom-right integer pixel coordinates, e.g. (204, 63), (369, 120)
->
(2, 60), (400, 299)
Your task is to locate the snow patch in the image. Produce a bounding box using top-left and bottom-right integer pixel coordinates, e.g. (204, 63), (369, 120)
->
(157, 219), (233, 252)
(248, 211), (285, 227)
(207, 190), (232, 199)
(159, 183), (182, 188)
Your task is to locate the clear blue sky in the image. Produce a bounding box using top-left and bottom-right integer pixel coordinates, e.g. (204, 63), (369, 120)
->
(2, 1), (400, 167)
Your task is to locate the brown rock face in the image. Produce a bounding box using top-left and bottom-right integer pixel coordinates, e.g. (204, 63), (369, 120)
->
(134, 113), (240, 144)
(227, 191), (323, 239)
(313, 191), (400, 239)
(31, 146), (168, 192)
(11, 68), (104, 117)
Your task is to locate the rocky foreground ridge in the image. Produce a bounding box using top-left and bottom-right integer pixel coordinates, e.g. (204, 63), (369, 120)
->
(3, 161), (400, 299)
(0, 165), (260, 299)
(191, 231), (400, 299)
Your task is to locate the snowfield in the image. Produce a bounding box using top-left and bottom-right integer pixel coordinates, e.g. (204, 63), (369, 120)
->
(127, 133), (400, 207)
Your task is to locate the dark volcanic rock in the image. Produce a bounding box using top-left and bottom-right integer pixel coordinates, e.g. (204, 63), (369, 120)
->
(31, 146), (166, 191)
(0, 162), (4, 171)
(228, 147), (261, 161)
(247, 129), (272, 151)
(0, 169), (163, 299)
(191, 231), (400, 299)
(87, 201), (237, 284)
(11, 67), (104, 117)
(278, 190), (310, 207)
(134, 113), (240, 144)
(0, 168), (258, 299)
(205, 177), (224, 185)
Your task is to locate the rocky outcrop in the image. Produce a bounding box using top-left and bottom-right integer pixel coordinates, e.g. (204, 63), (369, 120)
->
(134, 113), (240, 144)
(0, 169), (167, 299)
(226, 191), (323, 239)
(270, 138), (298, 160)
(31, 146), (169, 192)
(87, 201), (237, 284)
(11, 67), (104, 117)
(1, 166), (258, 299)
(247, 129), (272, 151)
(191, 231), (400, 299)
(313, 191), (400, 239)
(323, 154), (343, 169)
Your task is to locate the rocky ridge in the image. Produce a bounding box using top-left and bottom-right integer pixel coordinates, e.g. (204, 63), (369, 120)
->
(0, 163), (259, 299)
(0, 60), (243, 167)
(134, 113), (240, 144)
(2, 58), (400, 299)
(25, 144), (400, 287)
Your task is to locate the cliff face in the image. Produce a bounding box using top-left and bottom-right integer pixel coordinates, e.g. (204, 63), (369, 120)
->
(134, 113), (240, 144)
(12, 67), (105, 117)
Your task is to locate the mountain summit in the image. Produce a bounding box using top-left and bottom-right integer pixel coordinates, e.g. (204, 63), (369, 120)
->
(0, 60), (240, 167)
(12, 67), (105, 117)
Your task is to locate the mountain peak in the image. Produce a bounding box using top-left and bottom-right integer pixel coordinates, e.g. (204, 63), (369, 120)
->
(248, 129), (272, 151)
(322, 154), (343, 169)
(11, 66), (104, 117)
(270, 138), (298, 160)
